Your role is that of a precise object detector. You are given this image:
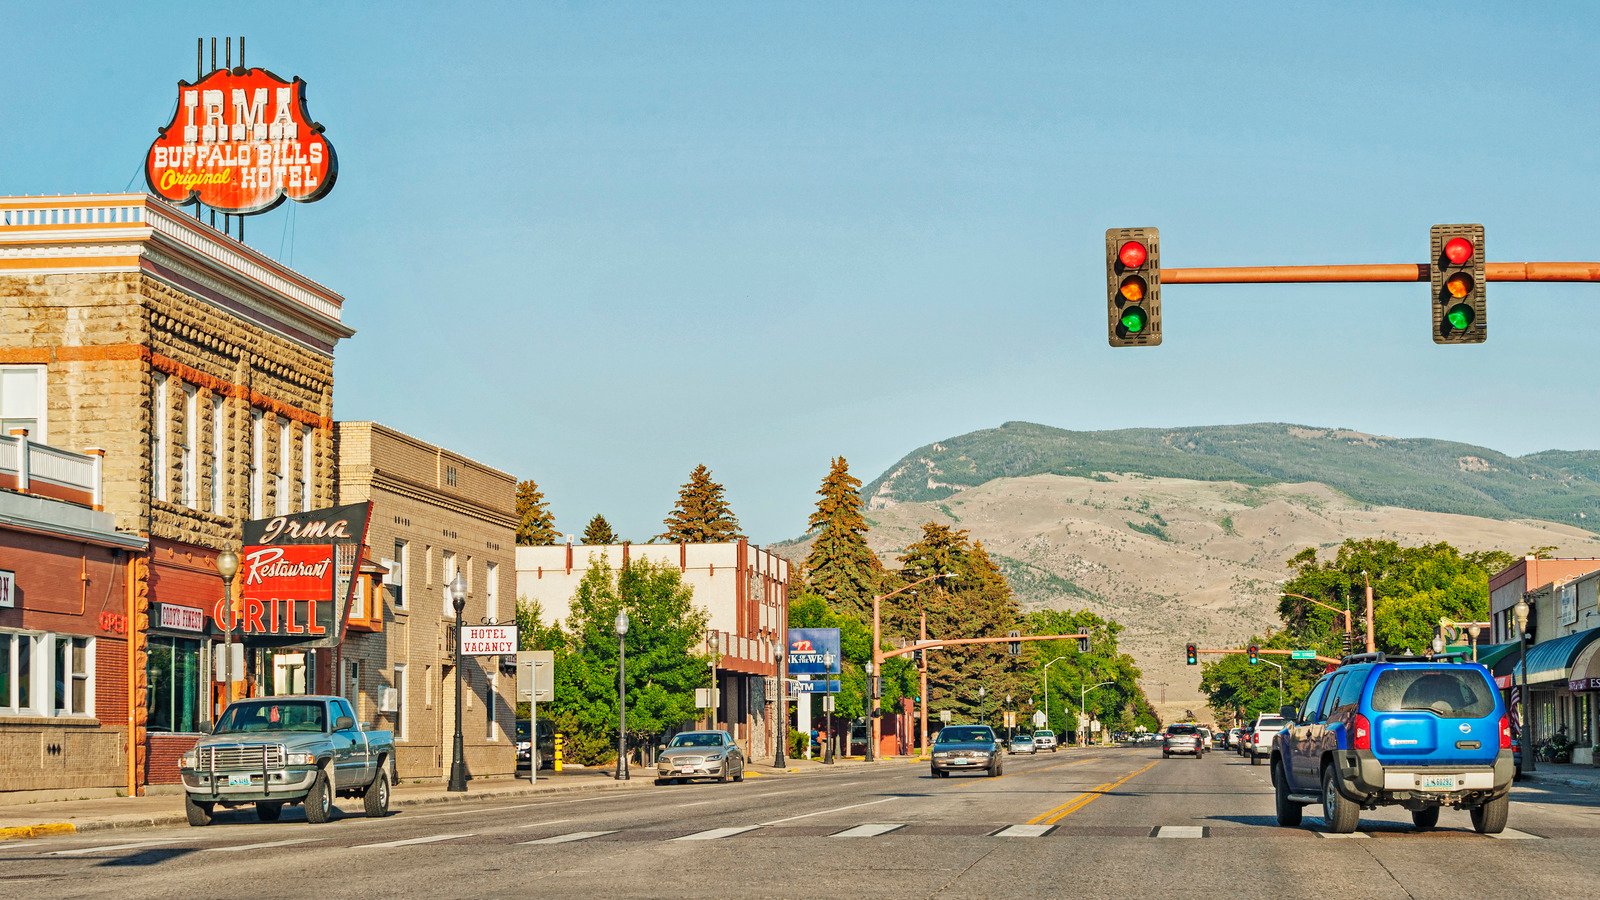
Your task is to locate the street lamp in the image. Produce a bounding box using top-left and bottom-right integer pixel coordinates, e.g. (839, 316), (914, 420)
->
(772, 637), (787, 769)
(864, 660), (877, 762)
(1040, 656), (1069, 732)
(822, 651), (836, 765)
(708, 631), (720, 730)
(1513, 597), (1535, 774)
(615, 609), (630, 781)
(978, 685), (986, 726)
(215, 549), (239, 717)
(447, 572), (469, 792)
(1078, 681), (1113, 746)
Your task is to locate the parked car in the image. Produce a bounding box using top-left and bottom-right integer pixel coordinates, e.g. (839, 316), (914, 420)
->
(1245, 714), (1287, 765)
(655, 730), (745, 784)
(515, 718), (555, 771)
(1271, 654), (1513, 834)
(1008, 732), (1037, 754)
(931, 725), (1003, 777)
(1212, 729), (1229, 749)
(179, 695), (395, 826)
(1033, 729), (1059, 752)
(1163, 723), (1204, 758)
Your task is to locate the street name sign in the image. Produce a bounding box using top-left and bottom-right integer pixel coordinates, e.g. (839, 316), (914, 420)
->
(1290, 650), (1316, 660)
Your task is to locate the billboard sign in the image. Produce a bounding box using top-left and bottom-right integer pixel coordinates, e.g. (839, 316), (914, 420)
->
(787, 628), (841, 674)
(146, 67), (337, 214)
(235, 502), (371, 648)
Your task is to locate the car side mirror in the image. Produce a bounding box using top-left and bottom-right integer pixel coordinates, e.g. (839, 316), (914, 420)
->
(657, 743), (666, 752)
(1279, 705), (1298, 722)
(334, 715), (355, 732)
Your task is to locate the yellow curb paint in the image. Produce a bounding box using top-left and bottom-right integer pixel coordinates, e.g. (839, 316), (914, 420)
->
(0, 822), (77, 842)
(1026, 761), (1158, 826)
(744, 771), (766, 778)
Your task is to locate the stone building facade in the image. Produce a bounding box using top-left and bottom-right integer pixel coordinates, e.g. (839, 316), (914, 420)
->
(335, 421), (518, 783)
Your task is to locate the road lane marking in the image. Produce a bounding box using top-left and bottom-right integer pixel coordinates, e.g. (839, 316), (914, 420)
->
(1027, 761), (1158, 825)
(519, 830), (616, 845)
(1488, 828), (1541, 840)
(747, 790), (797, 800)
(759, 796), (899, 826)
(514, 819), (573, 829)
(994, 824), (1052, 838)
(674, 826), (760, 841)
(49, 839), (179, 856)
(1316, 832), (1369, 839)
(205, 838), (325, 853)
(832, 823), (903, 838)
(1155, 826), (1204, 838)
(408, 802), (556, 820)
(356, 833), (476, 849)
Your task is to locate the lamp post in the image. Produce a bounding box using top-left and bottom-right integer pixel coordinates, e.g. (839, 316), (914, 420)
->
(708, 631), (720, 730)
(1040, 656), (1069, 733)
(1514, 598), (1535, 774)
(864, 661), (876, 762)
(615, 609), (629, 780)
(215, 549), (239, 717)
(772, 637), (787, 768)
(447, 572), (468, 792)
(1255, 659), (1285, 709)
(978, 685), (986, 727)
(1078, 681), (1112, 746)
(822, 651), (836, 765)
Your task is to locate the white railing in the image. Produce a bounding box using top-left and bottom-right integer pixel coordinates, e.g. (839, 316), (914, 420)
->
(0, 432), (102, 508)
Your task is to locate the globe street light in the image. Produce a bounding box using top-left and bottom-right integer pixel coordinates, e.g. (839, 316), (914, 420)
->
(1513, 597), (1535, 774)
(615, 609), (630, 781)
(215, 549), (240, 717)
(447, 572), (469, 792)
(772, 637), (787, 769)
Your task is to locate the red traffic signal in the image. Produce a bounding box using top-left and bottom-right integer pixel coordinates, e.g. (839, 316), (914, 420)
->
(1185, 643), (1198, 666)
(1118, 240), (1149, 268)
(1247, 644), (1259, 665)
(1106, 227), (1161, 347)
(1443, 236), (1474, 266)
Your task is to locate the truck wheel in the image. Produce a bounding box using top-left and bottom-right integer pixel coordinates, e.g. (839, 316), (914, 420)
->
(1411, 807), (1440, 831)
(1273, 762), (1303, 827)
(1321, 765), (1360, 834)
(184, 794), (213, 827)
(255, 802), (284, 822)
(1470, 793), (1509, 835)
(363, 768), (391, 818)
(304, 769), (334, 824)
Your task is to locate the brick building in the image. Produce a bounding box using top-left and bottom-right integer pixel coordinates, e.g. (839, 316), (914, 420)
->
(0, 193), (352, 788)
(335, 422), (518, 783)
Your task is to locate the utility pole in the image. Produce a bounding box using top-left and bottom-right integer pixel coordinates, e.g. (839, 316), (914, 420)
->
(1363, 571), (1376, 653)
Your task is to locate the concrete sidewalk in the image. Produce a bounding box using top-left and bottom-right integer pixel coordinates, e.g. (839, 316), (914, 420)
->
(1522, 762), (1600, 792)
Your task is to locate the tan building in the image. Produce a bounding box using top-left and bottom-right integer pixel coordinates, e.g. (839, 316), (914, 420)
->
(1, 193), (352, 788)
(335, 421), (518, 782)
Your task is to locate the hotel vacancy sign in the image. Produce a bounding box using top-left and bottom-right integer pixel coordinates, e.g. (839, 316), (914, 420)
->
(146, 67), (337, 214)
(461, 625), (518, 656)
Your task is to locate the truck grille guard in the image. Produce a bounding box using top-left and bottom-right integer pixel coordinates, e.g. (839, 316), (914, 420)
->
(205, 743), (285, 799)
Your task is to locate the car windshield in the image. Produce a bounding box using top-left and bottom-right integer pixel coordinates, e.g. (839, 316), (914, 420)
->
(515, 722), (530, 741)
(668, 732), (726, 748)
(1371, 669), (1495, 719)
(937, 727), (994, 743)
(1036, 730), (1053, 737)
(1167, 724), (1197, 734)
(215, 700), (326, 734)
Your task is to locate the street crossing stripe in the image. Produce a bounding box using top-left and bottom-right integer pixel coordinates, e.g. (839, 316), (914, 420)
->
(355, 833), (475, 849)
(49, 839), (178, 856)
(832, 823), (903, 838)
(994, 824), (1053, 838)
(674, 826), (761, 841)
(1316, 832), (1369, 839)
(1027, 761), (1159, 825)
(519, 831), (616, 845)
(759, 796), (899, 826)
(1488, 828), (1541, 840)
(204, 838), (325, 853)
(1155, 826), (1204, 838)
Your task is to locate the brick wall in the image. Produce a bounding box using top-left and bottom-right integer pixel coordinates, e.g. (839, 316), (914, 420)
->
(145, 733), (200, 785)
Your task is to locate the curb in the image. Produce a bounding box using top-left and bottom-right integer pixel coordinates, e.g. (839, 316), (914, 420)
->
(1522, 772), (1600, 791)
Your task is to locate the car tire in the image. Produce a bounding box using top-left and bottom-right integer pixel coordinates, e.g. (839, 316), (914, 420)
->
(255, 802), (284, 823)
(655, 777), (670, 786)
(733, 765), (744, 783)
(1162, 751), (1170, 759)
(717, 766), (730, 784)
(1321, 765), (1359, 834)
(1471, 793), (1509, 835)
(1411, 806), (1440, 831)
(304, 768), (334, 824)
(184, 794), (213, 827)
(1273, 762), (1303, 827)
(363, 768), (391, 818)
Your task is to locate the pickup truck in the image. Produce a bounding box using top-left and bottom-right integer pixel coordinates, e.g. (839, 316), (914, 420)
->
(1245, 713), (1287, 765)
(179, 695), (395, 826)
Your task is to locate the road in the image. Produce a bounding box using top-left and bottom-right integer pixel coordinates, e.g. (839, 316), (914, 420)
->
(3, 747), (1596, 898)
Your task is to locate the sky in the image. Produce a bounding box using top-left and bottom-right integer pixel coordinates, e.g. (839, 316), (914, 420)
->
(4, 2), (1599, 544)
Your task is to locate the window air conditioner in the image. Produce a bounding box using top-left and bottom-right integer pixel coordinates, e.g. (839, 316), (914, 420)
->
(377, 687), (399, 713)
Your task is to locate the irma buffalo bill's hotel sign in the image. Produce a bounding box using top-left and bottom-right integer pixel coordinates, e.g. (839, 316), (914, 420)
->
(145, 66), (337, 214)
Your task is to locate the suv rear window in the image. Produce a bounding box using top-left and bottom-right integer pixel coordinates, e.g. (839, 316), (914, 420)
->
(1167, 724), (1197, 734)
(1370, 669), (1494, 719)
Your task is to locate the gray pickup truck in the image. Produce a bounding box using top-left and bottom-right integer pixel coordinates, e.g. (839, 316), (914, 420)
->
(179, 695), (395, 826)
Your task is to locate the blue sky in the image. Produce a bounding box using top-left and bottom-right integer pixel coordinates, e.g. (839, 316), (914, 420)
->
(5, 2), (1598, 543)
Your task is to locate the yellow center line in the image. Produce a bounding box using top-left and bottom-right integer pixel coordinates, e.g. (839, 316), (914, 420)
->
(1026, 761), (1159, 825)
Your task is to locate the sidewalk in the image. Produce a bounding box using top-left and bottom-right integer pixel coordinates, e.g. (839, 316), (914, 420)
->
(1522, 762), (1600, 792)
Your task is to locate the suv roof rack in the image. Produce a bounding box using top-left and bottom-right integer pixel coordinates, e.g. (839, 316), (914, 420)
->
(1338, 651), (1470, 665)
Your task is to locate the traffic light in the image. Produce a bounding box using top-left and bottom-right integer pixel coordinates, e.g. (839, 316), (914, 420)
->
(1008, 630), (1021, 657)
(1430, 223), (1485, 344)
(1078, 637), (1091, 654)
(1185, 643), (1197, 666)
(1106, 227), (1161, 346)
(1248, 644), (1259, 665)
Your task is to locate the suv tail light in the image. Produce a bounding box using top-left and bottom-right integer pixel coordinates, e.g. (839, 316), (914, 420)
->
(1499, 714), (1512, 750)
(1352, 713), (1371, 751)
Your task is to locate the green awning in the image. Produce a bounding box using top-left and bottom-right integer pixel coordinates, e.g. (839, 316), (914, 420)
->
(1459, 642), (1519, 669)
(1510, 628), (1600, 685)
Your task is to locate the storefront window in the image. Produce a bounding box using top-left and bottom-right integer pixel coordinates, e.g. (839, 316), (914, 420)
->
(146, 635), (201, 733)
(52, 635), (92, 716)
(1576, 693), (1593, 748)
(2, 631), (90, 715)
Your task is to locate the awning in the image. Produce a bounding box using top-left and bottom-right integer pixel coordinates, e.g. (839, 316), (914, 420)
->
(1514, 627), (1600, 685)
(1446, 641), (1519, 669)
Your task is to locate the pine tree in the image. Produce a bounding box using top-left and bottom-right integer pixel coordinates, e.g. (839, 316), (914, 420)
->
(582, 514), (619, 545)
(658, 464), (743, 542)
(515, 479), (558, 546)
(803, 457), (884, 617)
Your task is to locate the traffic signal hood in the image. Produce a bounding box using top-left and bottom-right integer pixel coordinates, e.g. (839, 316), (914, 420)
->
(1430, 224), (1486, 344)
(1185, 643), (1198, 666)
(1106, 227), (1161, 347)
(1247, 644), (1260, 665)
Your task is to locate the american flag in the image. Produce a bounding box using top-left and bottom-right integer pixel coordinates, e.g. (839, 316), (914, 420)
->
(1508, 685), (1521, 731)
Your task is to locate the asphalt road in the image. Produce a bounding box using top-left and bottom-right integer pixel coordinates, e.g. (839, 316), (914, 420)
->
(3, 747), (1596, 898)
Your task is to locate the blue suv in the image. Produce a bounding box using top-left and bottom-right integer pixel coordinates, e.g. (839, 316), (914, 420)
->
(1270, 653), (1513, 834)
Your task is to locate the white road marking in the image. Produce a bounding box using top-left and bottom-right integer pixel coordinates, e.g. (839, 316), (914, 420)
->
(49, 839), (179, 856)
(1488, 828), (1541, 840)
(1316, 831), (1369, 839)
(747, 790), (798, 800)
(760, 796), (899, 826)
(674, 826), (760, 841)
(1156, 826), (1204, 838)
(832, 823), (903, 838)
(519, 830), (616, 845)
(514, 819), (573, 829)
(355, 832), (475, 849)
(205, 838), (325, 853)
(408, 802), (555, 820)
(995, 824), (1053, 838)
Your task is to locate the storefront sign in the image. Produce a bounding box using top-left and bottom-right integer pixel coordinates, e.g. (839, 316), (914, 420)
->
(1559, 584), (1578, 626)
(787, 628), (841, 674)
(244, 503), (368, 547)
(1568, 677), (1600, 692)
(460, 625), (518, 656)
(0, 569), (12, 608)
(156, 603), (207, 633)
(222, 544), (334, 640)
(146, 67), (337, 214)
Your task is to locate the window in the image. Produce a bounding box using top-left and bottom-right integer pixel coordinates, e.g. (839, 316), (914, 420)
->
(151, 373), (169, 502)
(1, 631), (40, 713)
(1300, 678), (1331, 724)
(1371, 669), (1495, 719)
(392, 664), (408, 741)
(390, 540), (408, 609)
(300, 425), (313, 511)
(181, 385), (198, 508)
(485, 561), (498, 622)
(343, 660), (361, 713)
(146, 635), (202, 733)
(442, 550), (457, 600)
(210, 395), (226, 513)
(1331, 667), (1368, 714)
(486, 669), (497, 740)
(445, 464), (458, 487)
(52, 635), (93, 716)
(350, 575), (367, 621)
(275, 419), (291, 515)
(1575, 693), (1592, 748)
(0, 365), (47, 441)
(250, 410), (264, 518)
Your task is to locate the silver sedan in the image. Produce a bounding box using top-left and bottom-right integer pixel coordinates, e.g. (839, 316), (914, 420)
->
(656, 730), (745, 784)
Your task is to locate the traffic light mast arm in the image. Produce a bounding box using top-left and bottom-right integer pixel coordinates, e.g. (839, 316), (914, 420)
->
(1160, 262), (1600, 285)
(878, 633), (1090, 661)
(1194, 647), (1341, 665)
(1282, 593), (1352, 634)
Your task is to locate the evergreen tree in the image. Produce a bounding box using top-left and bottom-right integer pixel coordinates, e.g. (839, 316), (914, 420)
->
(803, 457), (884, 617)
(515, 479), (558, 546)
(659, 464), (743, 542)
(582, 514), (619, 545)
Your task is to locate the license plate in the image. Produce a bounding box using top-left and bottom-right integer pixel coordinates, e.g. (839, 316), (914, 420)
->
(1420, 775), (1458, 790)
(950, 759), (970, 765)
(226, 774), (253, 787)
(676, 768), (695, 774)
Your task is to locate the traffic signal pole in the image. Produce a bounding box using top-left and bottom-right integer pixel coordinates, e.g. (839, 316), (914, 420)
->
(1192, 647), (1342, 665)
(1159, 261), (1600, 284)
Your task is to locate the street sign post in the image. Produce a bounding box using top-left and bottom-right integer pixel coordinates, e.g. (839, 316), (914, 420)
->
(1033, 710), (1047, 729)
(517, 650), (554, 785)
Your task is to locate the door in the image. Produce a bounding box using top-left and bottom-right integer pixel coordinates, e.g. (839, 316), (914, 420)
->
(330, 699), (365, 788)
(1292, 677), (1333, 787)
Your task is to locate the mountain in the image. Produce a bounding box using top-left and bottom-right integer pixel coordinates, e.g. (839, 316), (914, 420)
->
(778, 423), (1600, 722)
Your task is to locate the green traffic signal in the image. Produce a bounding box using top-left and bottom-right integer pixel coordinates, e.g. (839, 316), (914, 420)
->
(1445, 303), (1475, 331)
(1120, 306), (1148, 334)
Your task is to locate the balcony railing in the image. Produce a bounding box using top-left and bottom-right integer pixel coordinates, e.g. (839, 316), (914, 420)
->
(0, 431), (103, 509)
